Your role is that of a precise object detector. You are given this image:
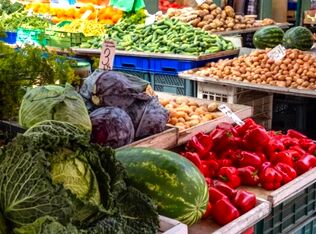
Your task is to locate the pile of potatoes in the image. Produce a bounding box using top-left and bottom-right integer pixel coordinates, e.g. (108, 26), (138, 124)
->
(159, 97), (224, 130)
(166, 0), (274, 32)
(186, 49), (316, 90)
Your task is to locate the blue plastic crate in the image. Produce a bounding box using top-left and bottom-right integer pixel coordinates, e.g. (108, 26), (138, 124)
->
(114, 55), (150, 71)
(288, 1), (297, 10)
(151, 73), (196, 96)
(0, 32), (17, 44)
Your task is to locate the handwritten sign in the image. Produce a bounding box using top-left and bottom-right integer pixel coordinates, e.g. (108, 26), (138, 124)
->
(195, 0), (206, 5)
(267, 45), (286, 62)
(145, 14), (156, 26)
(218, 104), (245, 126)
(99, 40), (116, 70)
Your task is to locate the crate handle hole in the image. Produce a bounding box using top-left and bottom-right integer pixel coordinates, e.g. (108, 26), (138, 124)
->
(121, 63), (136, 68)
(162, 67), (177, 72)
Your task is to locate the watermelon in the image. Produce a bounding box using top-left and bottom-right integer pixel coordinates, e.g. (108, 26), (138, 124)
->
(253, 26), (284, 49)
(283, 26), (313, 51)
(116, 147), (208, 226)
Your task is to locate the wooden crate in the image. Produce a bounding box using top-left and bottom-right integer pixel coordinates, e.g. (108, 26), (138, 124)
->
(189, 198), (270, 234)
(159, 216), (188, 234)
(240, 167), (316, 207)
(120, 127), (178, 150)
(157, 92), (253, 146)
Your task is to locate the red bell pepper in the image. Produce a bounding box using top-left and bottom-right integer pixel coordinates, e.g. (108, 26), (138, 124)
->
(232, 190), (256, 214)
(270, 150), (296, 167)
(238, 166), (260, 186)
(243, 126), (270, 152)
(234, 118), (257, 137)
(280, 136), (300, 149)
(185, 132), (213, 158)
(299, 138), (315, 151)
(259, 162), (282, 190)
(294, 154), (316, 175)
(205, 177), (214, 188)
(211, 199), (240, 226)
(238, 151), (263, 169)
(257, 152), (267, 163)
(289, 145), (307, 157)
(308, 144), (316, 156)
(211, 128), (241, 154)
(213, 180), (237, 199)
(203, 152), (217, 161)
(202, 202), (212, 219)
(218, 159), (234, 169)
(265, 138), (285, 158)
(216, 122), (239, 136)
(208, 187), (229, 204)
(274, 163), (297, 184)
(218, 166), (241, 189)
(201, 159), (219, 178)
(181, 152), (202, 171)
(287, 129), (308, 139)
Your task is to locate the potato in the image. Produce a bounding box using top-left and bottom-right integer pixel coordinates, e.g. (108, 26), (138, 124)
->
(176, 105), (191, 113)
(178, 117), (185, 123)
(189, 18), (201, 27)
(207, 102), (218, 112)
(224, 6), (235, 18)
(176, 111), (186, 118)
(169, 117), (178, 125)
(209, 3), (217, 11)
(159, 99), (169, 106)
(175, 97), (188, 105)
(200, 3), (210, 10)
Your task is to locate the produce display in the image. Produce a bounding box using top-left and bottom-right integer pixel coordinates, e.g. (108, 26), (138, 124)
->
(165, 0), (274, 32)
(116, 147), (208, 226)
(186, 49), (316, 90)
(181, 119), (316, 224)
(80, 70), (168, 148)
(0, 0), (23, 15)
(253, 25), (284, 49)
(159, 0), (185, 12)
(53, 19), (106, 37)
(283, 26), (314, 51)
(19, 84), (92, 132)
(159, 96), (223, 130)
(0, 120), (159, 233)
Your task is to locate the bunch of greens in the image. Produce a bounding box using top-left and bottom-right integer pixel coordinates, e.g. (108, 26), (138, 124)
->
(0, 0), (23, 16)
(0, 120), (159, 233)
(0, 12), (50, 32)
(0, 43), (78, 120)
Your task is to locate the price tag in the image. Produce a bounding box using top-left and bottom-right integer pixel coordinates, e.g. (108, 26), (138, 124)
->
(99, 40), (116, 70)
(218, 104), (245, 126)
(145, 14), (156, 26)
(195, 0), (206, 5)
(267, 44), (286, 62)
(81, 10), (92, 20)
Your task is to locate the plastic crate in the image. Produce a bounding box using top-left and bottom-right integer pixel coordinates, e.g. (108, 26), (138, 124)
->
(114, 69), (151, 83)
(197, 82), (273, 129)
(0, 32), (17, 44)
(292, 216), (316, 234)
(16, 28), (47, 46)
(45, 29), (92, 48)
(114, 55), (150, 71)
(255, 183), (316, 234)
(151, 73), (196, 96)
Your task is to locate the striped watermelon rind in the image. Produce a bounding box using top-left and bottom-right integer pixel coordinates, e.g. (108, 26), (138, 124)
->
(253, 26), (284, 49)
(116, 147), (208, 226)
(283, 26), (313, 51)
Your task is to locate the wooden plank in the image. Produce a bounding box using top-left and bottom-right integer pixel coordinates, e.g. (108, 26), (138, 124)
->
(70, 48), (240, 61)
(120, 127), (178, 150)
(189, 199), (270, 234)
(156, 92), (253, 146)
(179, 73), (316, 98)
(159, 216), (188, 234)
(240, 167), (316, 207)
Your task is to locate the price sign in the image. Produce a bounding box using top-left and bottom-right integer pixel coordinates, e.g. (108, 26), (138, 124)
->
(195, 0), (206, 5)
(99, 40), (116, 70)
(81, 10), (92, 20)
(145, 14), (156, 26)
(218, 104), (245, 126)
(267, 45), (286, 62)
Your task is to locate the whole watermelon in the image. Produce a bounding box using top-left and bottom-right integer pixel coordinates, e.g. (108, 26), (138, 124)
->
(253, 26), (284, 49)
(116, 147), (208, 226)
(283, 26), (313, 51)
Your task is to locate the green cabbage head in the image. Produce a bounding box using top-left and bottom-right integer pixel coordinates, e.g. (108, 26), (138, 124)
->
(18, 84), (91, 132)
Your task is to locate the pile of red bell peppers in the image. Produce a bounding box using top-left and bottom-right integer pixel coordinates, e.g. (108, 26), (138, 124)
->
(181, 118), (316, 226)
(159, 0), (184, 12)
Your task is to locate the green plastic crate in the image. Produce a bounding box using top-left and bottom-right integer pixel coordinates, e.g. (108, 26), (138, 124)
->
(255, 183), (316, 234)
(16, 28), (47, 46)
(150, 73), (196, 97)
(293, 216), (316, 234)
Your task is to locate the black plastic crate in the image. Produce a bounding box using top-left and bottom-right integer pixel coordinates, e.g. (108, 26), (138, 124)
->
(272, 94), (316, 139)
(151, 73), (196, 96)
(242, 33), (255, 48)
(292, 216), (316, 234)
(255, 183), (316, 234)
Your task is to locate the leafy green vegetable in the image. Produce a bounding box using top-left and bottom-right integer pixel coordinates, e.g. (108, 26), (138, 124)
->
(19, 84), (92, 131)
(0, 0), (23, 16)
(0, 120), (159, 233)
(0, 211), (8, 234)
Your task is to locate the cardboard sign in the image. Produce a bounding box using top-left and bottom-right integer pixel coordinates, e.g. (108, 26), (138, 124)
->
(99, 40), (116, 70)
(267, 45), (286, 62)
(218, 104), (245, 126)
(145, 14), (156, 26)
(195, 0), (206, 5)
